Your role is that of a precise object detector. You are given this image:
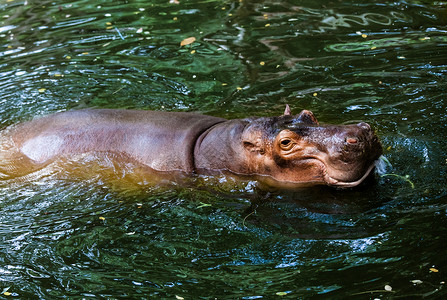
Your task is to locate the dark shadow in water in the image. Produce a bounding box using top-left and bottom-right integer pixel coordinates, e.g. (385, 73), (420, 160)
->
(239, 174), (394, 239)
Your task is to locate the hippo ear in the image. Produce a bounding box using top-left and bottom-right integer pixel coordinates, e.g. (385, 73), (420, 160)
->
(284, 104), (291, 116)
(296, 110), (319, 125)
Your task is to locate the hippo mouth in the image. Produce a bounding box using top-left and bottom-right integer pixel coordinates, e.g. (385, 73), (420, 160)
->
(322, 161), (378, 187)
(264, 158), (380, 188)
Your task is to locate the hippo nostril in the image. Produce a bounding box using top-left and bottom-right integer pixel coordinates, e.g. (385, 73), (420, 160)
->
(358, 122), (371, 131)
(346, 137), (358, 144)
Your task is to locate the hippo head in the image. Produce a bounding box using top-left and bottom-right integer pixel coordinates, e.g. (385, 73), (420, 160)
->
(241, 107), (383, 187)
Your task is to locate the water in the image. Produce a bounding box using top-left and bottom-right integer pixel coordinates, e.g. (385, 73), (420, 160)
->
(0, 0), (446, 298)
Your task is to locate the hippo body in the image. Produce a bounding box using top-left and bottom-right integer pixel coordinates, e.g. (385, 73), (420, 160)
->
(10, 109), (225, 174)
(1, 108), (382, 187)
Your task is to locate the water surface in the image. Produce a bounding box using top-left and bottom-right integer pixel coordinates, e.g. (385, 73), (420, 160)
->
(0, 0), (446, 298)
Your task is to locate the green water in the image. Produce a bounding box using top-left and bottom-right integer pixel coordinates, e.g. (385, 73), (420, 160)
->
(0, 0), (446, 298)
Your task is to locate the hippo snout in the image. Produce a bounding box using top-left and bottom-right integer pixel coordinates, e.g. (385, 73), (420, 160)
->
(335, 122), (382, 161)
(344, 123), (374, 145)
(318, 122), (382, 185)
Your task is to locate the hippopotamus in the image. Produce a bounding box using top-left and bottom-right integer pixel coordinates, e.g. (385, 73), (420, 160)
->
(0, 106), (382, 187)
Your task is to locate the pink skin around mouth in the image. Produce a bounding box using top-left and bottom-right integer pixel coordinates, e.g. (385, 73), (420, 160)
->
(263, 158), (378, 188)
(296, 153), (378, 187)
(323, 162), (378, 187)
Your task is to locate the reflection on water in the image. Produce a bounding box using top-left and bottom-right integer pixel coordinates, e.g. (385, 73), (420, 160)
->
(0, 0), (446, 298)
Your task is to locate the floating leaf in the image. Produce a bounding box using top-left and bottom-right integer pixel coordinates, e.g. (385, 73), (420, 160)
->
(276, 291), (288, 296)
(180, 37), (196, 46)
(38, 88), (46, 93)
(384, 285), (392, 291)
(99, 217), (105, 221)
(175, 296), (184, 300)
(170, 0), (180, 4)
(430, 267), (439, 273)
(411, 280), (423, 285)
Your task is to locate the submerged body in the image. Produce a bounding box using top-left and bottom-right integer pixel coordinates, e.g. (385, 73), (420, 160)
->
(0, 108), (382, 187)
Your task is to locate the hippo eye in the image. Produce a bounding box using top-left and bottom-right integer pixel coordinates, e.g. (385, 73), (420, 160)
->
(279, 138), (294, 151)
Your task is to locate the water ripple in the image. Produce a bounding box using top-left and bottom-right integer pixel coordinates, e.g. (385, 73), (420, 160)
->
(52, 17), (97, 29)
(0, 0), (446, 298)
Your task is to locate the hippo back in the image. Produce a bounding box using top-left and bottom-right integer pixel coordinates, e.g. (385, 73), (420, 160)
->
(9, 109), (225, 173)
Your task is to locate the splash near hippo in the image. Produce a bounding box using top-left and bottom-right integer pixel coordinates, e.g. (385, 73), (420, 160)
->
(0, 106), (382, 187)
